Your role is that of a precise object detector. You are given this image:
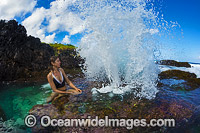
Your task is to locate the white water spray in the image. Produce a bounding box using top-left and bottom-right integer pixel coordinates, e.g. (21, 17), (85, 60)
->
(74, 0), (161, 99)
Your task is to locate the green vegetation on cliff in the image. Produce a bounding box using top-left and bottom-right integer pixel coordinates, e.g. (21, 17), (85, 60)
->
(43, 42), (77, 55)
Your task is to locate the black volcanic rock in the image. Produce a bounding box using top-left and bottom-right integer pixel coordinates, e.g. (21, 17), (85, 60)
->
(159, 70), (197, 80)
(58, 49), (84, 69)
(0, 20), (54, 81)
(159, 60), (191, 68)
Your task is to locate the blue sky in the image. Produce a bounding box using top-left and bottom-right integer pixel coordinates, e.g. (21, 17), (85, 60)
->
(0, 0), (199, 62)
(159, 0), (200, 62)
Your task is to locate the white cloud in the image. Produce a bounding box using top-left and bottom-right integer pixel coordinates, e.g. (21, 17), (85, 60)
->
(44, 33), (56, 43)
(0, 0), (36, 20)
(22, 7), (56, 43)
(22, 7), (46, 37)
(21, 0), (86, 43)
(46, 0), (85, 35)
(47, 16), (61, 32)
(62, 35), (71, 44)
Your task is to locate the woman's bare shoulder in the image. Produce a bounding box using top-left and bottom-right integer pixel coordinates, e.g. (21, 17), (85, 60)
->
(47, 72), (53, 79)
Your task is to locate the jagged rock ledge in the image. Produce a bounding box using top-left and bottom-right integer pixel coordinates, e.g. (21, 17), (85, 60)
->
(158, 60), (191, 68)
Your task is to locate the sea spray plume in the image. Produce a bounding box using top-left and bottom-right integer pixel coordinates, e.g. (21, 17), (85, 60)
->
(76, 0), (162, 99)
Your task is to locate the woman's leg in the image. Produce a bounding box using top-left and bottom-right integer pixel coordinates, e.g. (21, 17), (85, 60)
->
(46, 92), (59, 103)
(66, 89), (78, 93)
(66, 88), (81, 95)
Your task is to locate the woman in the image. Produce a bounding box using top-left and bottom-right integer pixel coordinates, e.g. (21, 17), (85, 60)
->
(46, 56), (82, 103)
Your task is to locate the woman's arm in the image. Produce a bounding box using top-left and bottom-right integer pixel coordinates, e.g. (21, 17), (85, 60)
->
(47, 73), (73, 94)
(59, 68), (82, 92)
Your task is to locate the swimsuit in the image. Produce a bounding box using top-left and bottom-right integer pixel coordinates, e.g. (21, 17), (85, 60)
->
(52, 69), (66, 89)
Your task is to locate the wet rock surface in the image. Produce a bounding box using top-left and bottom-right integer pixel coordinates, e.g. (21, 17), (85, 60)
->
(29, 78), (196, 133)
(159, 70), (200, 90)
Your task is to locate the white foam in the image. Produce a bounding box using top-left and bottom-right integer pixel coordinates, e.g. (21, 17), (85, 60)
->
(41, 83), (50, 89)
(186, 64), (200, 78)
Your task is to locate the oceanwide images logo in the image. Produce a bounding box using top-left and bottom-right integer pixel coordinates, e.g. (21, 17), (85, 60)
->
(25, 115), (175, 129)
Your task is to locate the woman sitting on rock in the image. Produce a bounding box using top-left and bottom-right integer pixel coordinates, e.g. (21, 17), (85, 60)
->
(46, 56), (82, 103)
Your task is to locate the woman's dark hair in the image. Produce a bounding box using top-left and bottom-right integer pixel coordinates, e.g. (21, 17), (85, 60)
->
(49, 56), (59, 71)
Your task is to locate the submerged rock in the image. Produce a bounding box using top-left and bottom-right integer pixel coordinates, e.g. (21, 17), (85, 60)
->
(0, 106), (6, 121)
(51, 94), (70, 114)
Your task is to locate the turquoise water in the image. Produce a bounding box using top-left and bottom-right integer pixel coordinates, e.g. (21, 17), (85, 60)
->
(0, 78), (86, 132)
(0, 82), (52, 131)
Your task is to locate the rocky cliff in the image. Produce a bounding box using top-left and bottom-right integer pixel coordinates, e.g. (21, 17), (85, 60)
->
(0, 20), (84, 82)
(0, 20), (54, 81)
